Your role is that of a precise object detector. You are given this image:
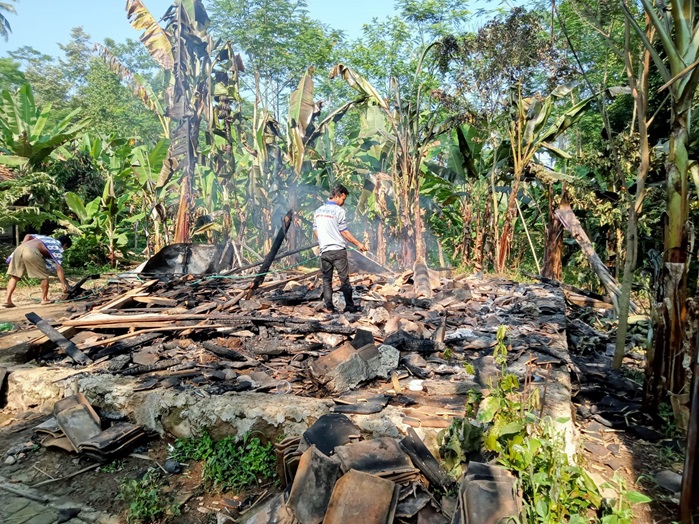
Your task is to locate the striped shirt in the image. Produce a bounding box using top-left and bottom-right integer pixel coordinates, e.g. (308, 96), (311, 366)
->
(34, 235), (64, 271)
(313, 201), (347, 254)
(5, 235), (64, 272)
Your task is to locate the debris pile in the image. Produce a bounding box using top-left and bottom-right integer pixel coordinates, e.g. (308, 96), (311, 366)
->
(24, 268), (571, 416)
(4, 261), (595, 523)
(232, 413), (519, 524)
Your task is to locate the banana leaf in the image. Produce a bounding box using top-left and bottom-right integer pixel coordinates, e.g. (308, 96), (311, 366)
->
(126, 0), (174, 70)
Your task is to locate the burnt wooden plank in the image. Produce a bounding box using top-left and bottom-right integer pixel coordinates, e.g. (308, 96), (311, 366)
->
(93, 332), (162, 359)
(201, 340), (249, 362)
(25, 312), (91, 365)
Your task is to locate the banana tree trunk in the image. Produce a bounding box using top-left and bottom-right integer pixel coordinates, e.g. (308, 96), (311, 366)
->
(614, 111), (650, 369)
(173, 118), (197, 244)
(645, 102), (692, 409)
(542, 184), (563, 280)
(496, 176), (522, 273)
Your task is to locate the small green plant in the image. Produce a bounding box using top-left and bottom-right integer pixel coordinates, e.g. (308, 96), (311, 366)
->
(438, 417), (484, 478)
(658, 402), (680, 436)
(101, 459), (125, 473)
(600, 473), (652, 523)
(463, 361), (476, 375)
(174, 432), (277, 492)
(439, 325), (640, 523)
(119, 469), (178, 524)
(443, 347), (453, 359)
(173, 432), (215, 461)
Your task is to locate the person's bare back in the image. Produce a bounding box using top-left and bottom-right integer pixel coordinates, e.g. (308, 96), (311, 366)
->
(24, 238), (52, 259)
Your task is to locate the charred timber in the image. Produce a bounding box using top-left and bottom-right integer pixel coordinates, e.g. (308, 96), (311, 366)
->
(246, 210), (294, 299)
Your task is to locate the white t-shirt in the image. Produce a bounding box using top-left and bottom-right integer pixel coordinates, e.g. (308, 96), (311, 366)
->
(313, 201), (347, 254)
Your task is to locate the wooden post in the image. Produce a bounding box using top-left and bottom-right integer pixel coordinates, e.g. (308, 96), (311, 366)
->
(246, 210), (293, 299)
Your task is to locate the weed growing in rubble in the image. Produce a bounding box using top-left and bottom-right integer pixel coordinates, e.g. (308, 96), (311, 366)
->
(174, 432), (277, 492)
(101, 459), (125, 473)
(438, 325), (651, 523)
(119, 469), (179, 523)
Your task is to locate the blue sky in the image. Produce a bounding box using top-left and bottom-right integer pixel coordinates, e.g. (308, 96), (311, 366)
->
(0, 0), (398, 58)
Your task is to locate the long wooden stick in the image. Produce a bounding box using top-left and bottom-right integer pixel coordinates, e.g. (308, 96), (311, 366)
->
(31, 463), (100, 488)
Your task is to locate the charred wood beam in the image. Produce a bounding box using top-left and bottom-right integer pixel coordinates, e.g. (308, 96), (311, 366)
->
(25, 312), (91, 365)
(120, 358), (181, 376)
(246, 210), (294, 299)
(201, 340), (249, 361)
(93, 332), (162, 359)
(275, 322), (355, 335)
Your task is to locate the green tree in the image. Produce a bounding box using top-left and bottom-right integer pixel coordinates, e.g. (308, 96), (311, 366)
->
(7, 46), (73, 122)
(0, 57), (26, 91)
(208, 0), (343, 117)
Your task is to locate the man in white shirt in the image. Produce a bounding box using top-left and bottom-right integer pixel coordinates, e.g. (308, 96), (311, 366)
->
(313, 184), (368, 313)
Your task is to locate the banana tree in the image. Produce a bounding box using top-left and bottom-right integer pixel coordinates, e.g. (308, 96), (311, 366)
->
(330, 54), (457, 267)
(126, 0), (214, 244)
(0, 83), (87, 170)
(621, 0), (699, 412)
(494, 85), (593, 273)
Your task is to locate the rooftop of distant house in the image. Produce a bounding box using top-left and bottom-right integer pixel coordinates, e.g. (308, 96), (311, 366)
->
(0, 166), (16, 182)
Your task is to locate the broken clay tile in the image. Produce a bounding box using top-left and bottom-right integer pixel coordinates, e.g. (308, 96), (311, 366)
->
(302, 414), (361, 457)
(323, 469), (397, 524)
(417, 504), (449, 524)
(132, 349), (160, 367)
(287, 446), (341, 524)
(54, 393), (100, 425)
(40, 435), (75, 453)
(459, 463), (519, 524)
(351, 329), (375, 349)
(78, 422), (145, 452)
(334, 437), (417, 479)
(395, 488), (431, 518)
(55, 405), (103, 452)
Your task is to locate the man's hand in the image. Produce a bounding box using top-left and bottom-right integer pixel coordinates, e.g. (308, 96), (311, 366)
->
(358, 242), (369, 252)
